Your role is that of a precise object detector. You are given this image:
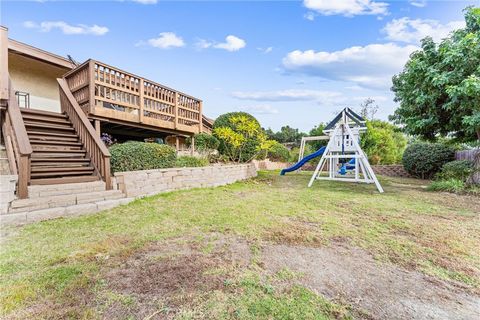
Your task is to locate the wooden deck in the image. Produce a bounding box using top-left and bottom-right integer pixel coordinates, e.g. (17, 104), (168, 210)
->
(63, 60), (203, 135)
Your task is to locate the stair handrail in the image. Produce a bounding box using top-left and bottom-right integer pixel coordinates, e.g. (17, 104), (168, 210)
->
(1, 77), (32, 198)
(57, 78), (112, 189)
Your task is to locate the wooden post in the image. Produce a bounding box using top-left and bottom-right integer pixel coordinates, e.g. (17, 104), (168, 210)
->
(174, 92), (178, 129)
(17, 156), (30, 199)
(139, 78), (144, 123)
(94, 119), (101, 137)
(175, 136), (179, 151)
(88, 60), (95, 114)
(0, 26), (8, 101)
(191, 136), (195, 156)
(198, 100), (203, 133)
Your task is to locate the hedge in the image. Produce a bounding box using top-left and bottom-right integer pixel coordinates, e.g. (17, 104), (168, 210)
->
(402, 142), (455, 179)
(110, 141), (176, 172)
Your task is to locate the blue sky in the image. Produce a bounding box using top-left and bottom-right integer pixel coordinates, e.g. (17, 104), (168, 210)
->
(1, 0), (478, 131)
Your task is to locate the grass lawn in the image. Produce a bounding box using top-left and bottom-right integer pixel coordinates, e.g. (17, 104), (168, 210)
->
(1, 171), (479, 319)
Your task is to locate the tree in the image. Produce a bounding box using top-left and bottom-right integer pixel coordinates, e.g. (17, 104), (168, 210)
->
(308, 123), (328, 150)
(265, 125), (305, 144)
(359, 98), (379, 120)
(213, 112), (275, 163)
(360, 120), (407, 165)
(391, 7), (480, 142)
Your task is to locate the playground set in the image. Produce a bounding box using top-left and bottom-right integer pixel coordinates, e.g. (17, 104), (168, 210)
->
(281, 108), (384, 193)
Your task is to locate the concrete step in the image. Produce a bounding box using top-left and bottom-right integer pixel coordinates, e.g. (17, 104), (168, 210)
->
(9, 190), (125, 213)
(1, 197), (135, 226)
(28, 181), (106, 198)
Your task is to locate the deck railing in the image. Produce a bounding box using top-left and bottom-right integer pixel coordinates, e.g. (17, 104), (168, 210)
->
(63, 59), (203, 134)
(58, 78), (111, 189)
(1, 78), (32, 198)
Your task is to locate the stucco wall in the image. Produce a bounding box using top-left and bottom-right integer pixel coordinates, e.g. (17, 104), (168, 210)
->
(8, 52), (70, 112)
(114, 163), (257, 198)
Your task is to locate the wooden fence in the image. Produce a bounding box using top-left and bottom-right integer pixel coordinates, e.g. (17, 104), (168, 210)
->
(456, 149), (480, 184)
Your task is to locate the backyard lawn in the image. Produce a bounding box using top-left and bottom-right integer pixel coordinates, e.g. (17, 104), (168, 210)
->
(1, 171), (479, 319)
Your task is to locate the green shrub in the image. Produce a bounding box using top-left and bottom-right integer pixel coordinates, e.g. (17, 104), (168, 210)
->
(402, 142), (455, 179)
(213, 112), (273, 163)
(361, 120), (407, 165)
(266, 142), (290, 162)
(175, 156), (209, 168)
(427, 179), (465, 193)
(436, 160), (474, 182)
(110, 141), (176, 172)
(186, 133), (220, 152)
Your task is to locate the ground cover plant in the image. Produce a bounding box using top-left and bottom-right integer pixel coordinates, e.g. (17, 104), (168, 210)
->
(1, 171), (479, 319)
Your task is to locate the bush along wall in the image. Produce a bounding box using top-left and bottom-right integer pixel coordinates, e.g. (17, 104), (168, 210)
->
(110, 141), (176, 173)
(402, 142), (455, 179)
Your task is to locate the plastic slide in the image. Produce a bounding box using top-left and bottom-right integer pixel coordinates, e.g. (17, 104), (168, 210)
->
(280, 146), (326, 175)
(339, 158), (356, 175)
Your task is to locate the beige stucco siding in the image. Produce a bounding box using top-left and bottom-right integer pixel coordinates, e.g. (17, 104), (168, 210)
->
(8, 52), (70, 112)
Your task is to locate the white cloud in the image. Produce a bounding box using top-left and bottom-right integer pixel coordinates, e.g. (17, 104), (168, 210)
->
(195, 38), (213, 50)
(239, 105), (279, 115)
(23, 21), (108, 36)
(383, 17), (464, 44)
(257, 47), (273, 54)
(143, 32), (185, 49)
(409, 0), (427, 7)
(132, 0), (157, 4)
(303, 0), (389, 17)
(304, 12), (316, 21)
(232, 89), (346, 105)
(282, 43), (419, 89)
(213, 35), (246, 52)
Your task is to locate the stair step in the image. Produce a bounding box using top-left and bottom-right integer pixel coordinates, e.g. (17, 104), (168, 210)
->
(31, 161), (91, 167)
(30, 175), (100, 185)
(10, 190), (124, 211)
(31, 170), (95, 178)
(31, 166), (94, 173)
(31, 157), (90, 163)
(30, 140), (82, 147)
(27, 131), (79, 139)
(31, 151), (87, 158)
(32, 148), (86, 153)
(20, 108), (67, 119)
(24, 122), (75, 131)
(22, 113), (71, 125)
(32, 145), (82, 152)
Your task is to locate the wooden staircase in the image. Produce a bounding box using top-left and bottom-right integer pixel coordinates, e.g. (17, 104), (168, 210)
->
(21, 108), (100, 185)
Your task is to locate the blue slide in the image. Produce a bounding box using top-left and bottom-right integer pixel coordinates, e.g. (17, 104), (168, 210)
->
(280, 146), (326, 175)
(339, 158), (356, 175)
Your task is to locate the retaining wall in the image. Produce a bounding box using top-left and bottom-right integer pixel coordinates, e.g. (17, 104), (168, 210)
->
(252, 159), (291, 170)
(0, 175), (17, 214)
(371, 165), (411, 178)
(114, 163), (257, 198)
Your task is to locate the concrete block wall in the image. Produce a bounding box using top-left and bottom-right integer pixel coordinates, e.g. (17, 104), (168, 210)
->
(0, 175), (17, 214)
(252, 159), (291, 171)
(371, 165), (411, 178)
(114, 163), (257, 198)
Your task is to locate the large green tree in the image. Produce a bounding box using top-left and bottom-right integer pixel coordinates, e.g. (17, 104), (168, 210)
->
(265, 125), (305, 144)
(391, 7), (480, 142)
(361, 120), (407, 165)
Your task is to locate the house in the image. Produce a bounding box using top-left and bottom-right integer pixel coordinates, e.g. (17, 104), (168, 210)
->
(0, 26), (213, 198)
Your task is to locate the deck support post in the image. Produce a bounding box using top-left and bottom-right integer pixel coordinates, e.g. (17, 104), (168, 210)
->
(191, 136), (195, 155)
(0, 26), (8, 101)
(94, 120), (101, 138)
(175, 136), (180, 151)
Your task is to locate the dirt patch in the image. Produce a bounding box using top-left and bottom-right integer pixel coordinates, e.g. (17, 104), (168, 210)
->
(261, 243), (480, 320)
(100, 235), (252, 319)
